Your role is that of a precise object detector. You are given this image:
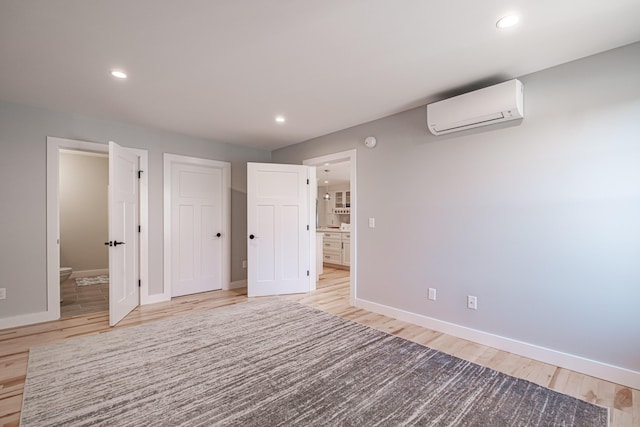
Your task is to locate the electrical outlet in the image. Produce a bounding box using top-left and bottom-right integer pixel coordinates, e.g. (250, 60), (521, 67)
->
(428, 288), (436, 301)
(368, 218), (375, 228)
(242, 260), (247, 269)
(0, 288), (6, 300)
(467, 295), (477, 310)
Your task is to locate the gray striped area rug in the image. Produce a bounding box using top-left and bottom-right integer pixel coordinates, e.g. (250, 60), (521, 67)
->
(21, 298), (607, 426)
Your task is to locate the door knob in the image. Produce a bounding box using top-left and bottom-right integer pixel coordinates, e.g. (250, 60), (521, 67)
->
(113, 240), (125, 246)
(249, 234), (255, 240)
(216, 232), (221, 237)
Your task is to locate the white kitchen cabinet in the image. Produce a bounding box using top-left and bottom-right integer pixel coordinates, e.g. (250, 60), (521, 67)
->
(322, 231), (343, 240)
(323, 239), (342, 251)
(334, 191), (344, 208)
(341, 233), (350, 266)
(333, 191), (351, 208)
(321, 230), (350, 268)
(322, 231), (342, 265)
(316, 232), (324, 279)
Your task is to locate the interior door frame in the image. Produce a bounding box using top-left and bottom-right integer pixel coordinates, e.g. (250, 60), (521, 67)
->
(46, 136), (149, 322)
(163, 153), (231, 299)
(303, 149), (357, 304)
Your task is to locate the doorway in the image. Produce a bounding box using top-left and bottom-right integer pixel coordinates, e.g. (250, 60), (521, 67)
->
(46, 137), (149, 325)
(303, 150), (356, 304)
(58, 149), (109, 318)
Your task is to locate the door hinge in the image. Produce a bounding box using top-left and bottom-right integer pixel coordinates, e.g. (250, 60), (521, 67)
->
(307, 225), (309, 231)
(307, 270), (310, 276)
(138, 170), (144, 179)
(138, 279), (141, 288)
(138, 225), (141, 233)
(307, 179), (309, 185)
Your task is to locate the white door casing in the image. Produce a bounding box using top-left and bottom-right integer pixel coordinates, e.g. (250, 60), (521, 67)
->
(303, 149), (356, 305)
(247, 162), (315, 297)
(108, 141), (140, 326)
(14, 137), (149, 332)
(171, 163), (224, 296)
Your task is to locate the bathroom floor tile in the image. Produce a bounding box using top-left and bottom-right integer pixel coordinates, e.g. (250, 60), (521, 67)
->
(60, 279), (109, 318)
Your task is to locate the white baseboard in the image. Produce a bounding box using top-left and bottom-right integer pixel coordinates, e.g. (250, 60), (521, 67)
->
(0, 310), (57, 330)
(355, 297), (640, 390)
(141, 293), (171, 305)
(227, 280), (247, 290)
(70, 269), (108, 278)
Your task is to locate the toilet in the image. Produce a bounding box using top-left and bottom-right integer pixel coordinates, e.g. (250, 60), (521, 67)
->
(60, 267), (73, 283)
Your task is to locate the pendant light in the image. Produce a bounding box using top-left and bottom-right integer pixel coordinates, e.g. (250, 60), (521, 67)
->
(322, 169), (331, 200)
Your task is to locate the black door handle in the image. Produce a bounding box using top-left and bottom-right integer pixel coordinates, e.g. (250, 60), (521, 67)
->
(249, 234), (255, 240)
(113, 240), (125, 246)
(104, 241), (112, 246)
(216, 232), (221, 237)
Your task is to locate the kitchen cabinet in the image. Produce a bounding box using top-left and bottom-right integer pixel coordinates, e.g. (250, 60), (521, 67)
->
(333, 190), (351, 214)
(321, 231), (342, 265)
(341, 233), (350, 266)
(334, 191), (344, 208)
(321, 230), (350, 269)
(316, 232), (324, 279)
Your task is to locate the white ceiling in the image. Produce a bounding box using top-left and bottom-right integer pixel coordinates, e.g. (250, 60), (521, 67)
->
(317, 162), (351, 187)
(1, 1), (639, 151)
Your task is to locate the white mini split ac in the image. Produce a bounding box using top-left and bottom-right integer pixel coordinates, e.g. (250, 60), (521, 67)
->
(427, 79), (524, 135)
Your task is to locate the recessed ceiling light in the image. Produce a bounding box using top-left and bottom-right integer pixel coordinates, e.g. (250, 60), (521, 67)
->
(324, 180), (329, 184)
(111, 70), (127, 79)
(496, 14), (519, 29)
(275, 115), (285, 123)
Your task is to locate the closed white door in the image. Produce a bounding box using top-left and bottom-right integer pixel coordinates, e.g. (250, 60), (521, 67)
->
(247, 163), (314, 297)
(108, 141), (139, 326)
(171, 162), (224, 296)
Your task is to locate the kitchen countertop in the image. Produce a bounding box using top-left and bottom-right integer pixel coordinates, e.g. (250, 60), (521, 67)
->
(317, 227), (349, 232)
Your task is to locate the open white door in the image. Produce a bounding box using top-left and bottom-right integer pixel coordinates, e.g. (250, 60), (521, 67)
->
(247, 163), (314, 297)
(108, 141), (139, 326)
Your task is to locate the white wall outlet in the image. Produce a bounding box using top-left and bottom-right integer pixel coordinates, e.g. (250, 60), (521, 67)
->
(242, 260), (247, 269)
(368, 217), (376, 228)
(467, 295), (478, 310)
(0, 288), (6, 300)
(428, 288), (436, 301)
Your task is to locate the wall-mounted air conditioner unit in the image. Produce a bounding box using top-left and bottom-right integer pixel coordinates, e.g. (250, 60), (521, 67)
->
(427, 79), (524, 136)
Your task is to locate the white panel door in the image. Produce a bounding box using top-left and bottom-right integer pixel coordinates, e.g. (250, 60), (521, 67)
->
(171, 163), (224, 296)
(108, 141), (139, 326)
(247, 163), (312, 297)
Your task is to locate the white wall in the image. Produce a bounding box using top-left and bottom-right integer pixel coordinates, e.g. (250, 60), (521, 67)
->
(0, 101), (270, 320)
(59, 151), (108, 272)
(273, 43), (640, 377)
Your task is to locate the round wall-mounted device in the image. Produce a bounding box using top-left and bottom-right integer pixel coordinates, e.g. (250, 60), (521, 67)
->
(364, 136), (377, 148)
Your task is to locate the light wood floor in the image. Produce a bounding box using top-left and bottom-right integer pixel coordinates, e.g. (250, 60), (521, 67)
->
(1, 267), (638, 426)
